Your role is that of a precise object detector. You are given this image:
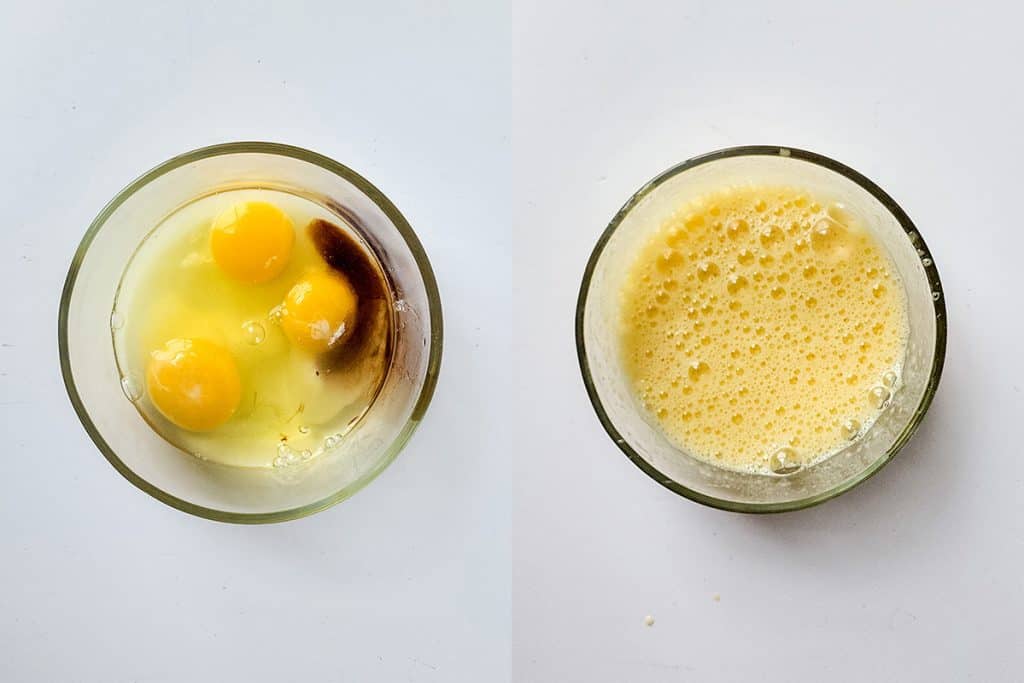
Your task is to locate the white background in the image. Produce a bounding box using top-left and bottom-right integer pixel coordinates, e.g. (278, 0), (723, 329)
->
(2, 1), (1023, 682)
(512, 2), (1023, 681)
(0, 1), (510, 681)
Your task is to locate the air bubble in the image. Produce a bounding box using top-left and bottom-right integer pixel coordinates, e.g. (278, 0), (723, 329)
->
(882, 371), (897, 387)
(769, 447), (802, 475)
(657, 250), (685, 273)
(868, 386), (891, 409)
(841, 419), (861, 440)
(120, 376), (142, 402)
(922, 257), (932, 267)
(726, 275), (749, 294)
(726, 218), (749, 239)
(298, 425), (310, 434)
(274, 442), (304, 468)
(685, 213), (706, 230)
(826, 202), (854, 225)
(759, 225), (784, 247)
(242, 320), (266, 345)
(932, 291), (942, 301)
(688, 361), (710, 381)
(697, 261), (720, 280)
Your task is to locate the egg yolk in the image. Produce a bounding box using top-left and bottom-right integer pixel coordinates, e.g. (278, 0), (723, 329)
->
(146, 338), (242, 432)
(280, 270), (358, 353)
(210, 201), (294, 283)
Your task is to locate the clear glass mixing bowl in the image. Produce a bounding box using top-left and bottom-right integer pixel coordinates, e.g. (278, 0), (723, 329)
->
(576, 146), (945, 512)
(60, 142), (442, 523)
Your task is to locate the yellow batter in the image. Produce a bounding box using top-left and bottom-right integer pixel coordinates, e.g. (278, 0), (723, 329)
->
(620, 186), (908, 473)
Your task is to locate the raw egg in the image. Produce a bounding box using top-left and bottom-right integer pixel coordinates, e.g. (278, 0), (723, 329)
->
(280, 270), (358, 353)
(210, 201), (294, 283)
(146, 337), (242, 431)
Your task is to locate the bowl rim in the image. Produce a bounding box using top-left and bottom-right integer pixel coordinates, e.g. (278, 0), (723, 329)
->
(575, 145), (947, 513)
(58, 141), (444, 524)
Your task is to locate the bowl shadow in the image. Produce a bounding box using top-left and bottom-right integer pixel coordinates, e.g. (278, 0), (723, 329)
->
(704, 387), (959, 570)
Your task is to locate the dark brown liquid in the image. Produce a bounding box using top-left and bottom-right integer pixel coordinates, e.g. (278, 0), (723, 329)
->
(307, 218), (393, 376)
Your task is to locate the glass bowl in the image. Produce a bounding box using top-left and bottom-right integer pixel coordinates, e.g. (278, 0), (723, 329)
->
(59, 142), (443, 523)
(576, 146), (946, 513)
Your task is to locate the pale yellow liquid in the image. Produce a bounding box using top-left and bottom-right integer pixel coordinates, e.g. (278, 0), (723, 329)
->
(112, 189), (392, 468)
(620, 186), (908, 473)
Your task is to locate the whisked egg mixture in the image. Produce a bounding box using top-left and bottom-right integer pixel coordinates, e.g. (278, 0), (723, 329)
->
(620, 186), (908, 474)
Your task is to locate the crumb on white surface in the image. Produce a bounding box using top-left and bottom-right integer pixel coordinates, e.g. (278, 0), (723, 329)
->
(713, 593), (721, 602)
(644, 615), (655, 627)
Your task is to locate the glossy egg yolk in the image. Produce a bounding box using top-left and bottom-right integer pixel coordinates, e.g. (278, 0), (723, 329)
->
(210, 201), (294, 283)
(280, 270), (358, 353)
(146, 338), (242, 432)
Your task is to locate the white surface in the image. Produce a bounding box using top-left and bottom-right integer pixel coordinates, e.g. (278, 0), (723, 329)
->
(0, 2), (510, 681)
(1, 1), (1022, 682)
(511, 1), (1023, 682)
